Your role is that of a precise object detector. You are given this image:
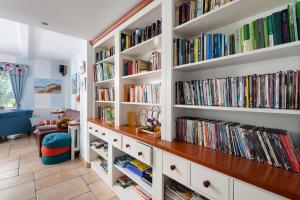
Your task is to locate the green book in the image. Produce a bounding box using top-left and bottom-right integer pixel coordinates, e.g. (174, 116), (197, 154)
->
(267, 15), (274, 46)
(272, 11), (283, 45)
(263, 17), (270, 47)
(243, 24), (250, 51)
(296, 0), (300, 39)
(249, 21), (256, 50)
(288, 4), (295, 42)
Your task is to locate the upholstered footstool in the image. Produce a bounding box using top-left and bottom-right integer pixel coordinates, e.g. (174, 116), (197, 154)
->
(41, 132), (71, 165)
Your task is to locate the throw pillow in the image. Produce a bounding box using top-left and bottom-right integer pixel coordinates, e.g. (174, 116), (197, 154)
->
(41, 146), (71, 157)
(42, 133), (71, 148)
(37, 125), (57, 131)
(41, 152), (71, 165)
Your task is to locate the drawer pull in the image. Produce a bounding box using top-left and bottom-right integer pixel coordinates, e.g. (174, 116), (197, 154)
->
(170, 165), (176, 171)
(125, 144), (130, 148)
(203, 180), (210, 188)
(138, 152), (143, 156)
(95, 130), (98, 133)
(102, 133), (106, 136)
(113, 139), (118, 142)
(89, 127), (92, 130)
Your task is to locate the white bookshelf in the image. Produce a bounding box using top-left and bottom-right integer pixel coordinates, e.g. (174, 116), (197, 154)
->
(95, 55), (115, 65)
(174, 41), (300, 72)
(90, 146), (108, 160)
(88, 0), (300, 200)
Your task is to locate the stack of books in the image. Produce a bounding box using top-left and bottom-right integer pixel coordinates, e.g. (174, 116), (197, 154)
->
(121, 19), (162, 51)
(123, 60), (151, 76)
(174, 1), (300, 66)
(117, 175), (134, 188)
(131, 184), (152, 200)
(124, 83), (161, 104)
(165, 180), (207, 200)
(94, 63), (114, 82)
(175, 0), (233, 26)
(98, 106), (114, 121)
(175, 70), (300, 109)
(95, 46), (115, 63)
(96, 87), (115, 102)
(114, 155), (135, 168)
(96, 156), (108, 172)
(176, 117), (300, 173)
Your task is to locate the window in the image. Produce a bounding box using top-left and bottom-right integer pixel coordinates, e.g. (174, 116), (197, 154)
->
(0, 74), (16, 108)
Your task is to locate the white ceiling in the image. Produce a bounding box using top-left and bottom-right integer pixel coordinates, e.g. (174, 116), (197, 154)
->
(0, 18), (83, 62)
(0, 0), (141, 40)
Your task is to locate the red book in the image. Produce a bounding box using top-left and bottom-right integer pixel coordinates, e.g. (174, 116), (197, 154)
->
(279, 133), (300, 173)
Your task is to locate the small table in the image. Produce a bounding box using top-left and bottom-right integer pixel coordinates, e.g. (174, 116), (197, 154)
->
(68, 124), (80, 160)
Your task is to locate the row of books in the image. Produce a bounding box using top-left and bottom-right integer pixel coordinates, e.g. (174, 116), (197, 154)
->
(97, 106), (114, 122)
(175, 70), (300, 109)
(96, 87), (115, 102)
(95, 46), (115, 63)
(175, 0), (233, 26)
(124, 83), (161, 104)
(94, 63), (114, 82)
(121, 19), (162, 52)
(173, 1), (300, 66)
(123, 52), (161, 76)
(176, 117), (300, 173)
(165, 180), (207, 200)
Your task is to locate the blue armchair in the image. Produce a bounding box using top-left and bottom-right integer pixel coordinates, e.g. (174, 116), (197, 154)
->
(0, 110), (33, 137)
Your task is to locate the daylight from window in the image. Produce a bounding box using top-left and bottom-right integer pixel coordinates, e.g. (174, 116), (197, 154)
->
(0, 74), (16, 108)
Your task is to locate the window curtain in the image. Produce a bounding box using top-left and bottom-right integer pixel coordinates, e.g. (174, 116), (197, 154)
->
(0, 62), (29, 109)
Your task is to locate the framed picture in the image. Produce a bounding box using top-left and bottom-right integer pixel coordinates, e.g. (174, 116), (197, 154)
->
(71, 74), (77, 94)
(34, 78), (62, 94)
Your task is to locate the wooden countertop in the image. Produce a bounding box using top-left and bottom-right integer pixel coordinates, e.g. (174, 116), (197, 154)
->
(88, 118), (300, 199)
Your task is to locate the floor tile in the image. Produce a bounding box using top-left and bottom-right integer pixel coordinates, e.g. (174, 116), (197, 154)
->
(0, 181), (35, 200)
(34, 166), (62, 180)
(0, 160), (19, 173)
(76, 167), (93, 175)
(19, 160), (51, 175)
(0, 169), (18, 181)
(89, 181), (115, 200)
(60, 159), (84, 171)
(72, 192), (97, 200)
(0, 173), (33, 191)
(0, 155), (19, 165)
(36, 177), (89, 200)
(35, 168), (79, 190)
(82, 171), (100, 185)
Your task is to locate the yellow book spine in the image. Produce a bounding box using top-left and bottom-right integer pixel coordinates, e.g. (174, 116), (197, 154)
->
(245, 76), (249, 107)
(126, 35), (129, 49)
(195, 38), (198, 62)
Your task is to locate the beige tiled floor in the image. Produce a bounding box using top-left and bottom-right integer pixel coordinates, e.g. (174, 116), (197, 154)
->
(0, 135), (118, 200)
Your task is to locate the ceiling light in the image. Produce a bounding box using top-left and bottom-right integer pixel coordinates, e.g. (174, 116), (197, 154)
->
(41, 22), (49, 26)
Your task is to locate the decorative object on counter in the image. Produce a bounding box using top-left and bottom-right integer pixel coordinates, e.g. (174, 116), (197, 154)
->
(135, 106), (161, 138)
(105, 107), (115, 124)
(127, 112), (137, 127)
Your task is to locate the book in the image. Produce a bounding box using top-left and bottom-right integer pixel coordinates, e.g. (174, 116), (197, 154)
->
(272, 11), (283, 45)
(123, 83), (161, 104)
(176, 117), (300, 173)
(281, 9), (291, 44)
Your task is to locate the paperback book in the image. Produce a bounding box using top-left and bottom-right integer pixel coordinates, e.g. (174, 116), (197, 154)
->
(124, 83), (161, 104)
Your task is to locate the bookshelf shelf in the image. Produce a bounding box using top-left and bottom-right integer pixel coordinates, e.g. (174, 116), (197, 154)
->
(96, 55), (115, 65)
(173, 41), (300, 72)
(114, 164), (152, 195)
(95, 101), (115, 104)
(91, 160), (108, 183)
(173, 0), (290, 38)
(122, 70), (161, 80)
(95, 79), (115, 85)
(174, 104), (300, 115)
(121, 102), (160, 106)
(121, 34), (161, 57)
(90, 146), (108, 160)
(113, 184), (141, 200)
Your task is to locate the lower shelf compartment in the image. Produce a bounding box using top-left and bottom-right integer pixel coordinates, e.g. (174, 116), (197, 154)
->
(91, 160), (108, 183)
(114, 164), (152, 195)
(113, 184), (145, 200)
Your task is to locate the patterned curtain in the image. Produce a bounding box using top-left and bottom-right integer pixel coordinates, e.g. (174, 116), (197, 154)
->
(0, 62), (29, 109)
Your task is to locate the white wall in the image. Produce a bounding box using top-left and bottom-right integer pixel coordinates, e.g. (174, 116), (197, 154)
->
(69, 40), (94, 161)
(0, 53), (69, 114)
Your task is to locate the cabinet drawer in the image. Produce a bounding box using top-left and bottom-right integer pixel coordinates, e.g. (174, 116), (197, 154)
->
(191, 163), (229, 200)
(163, 152), (189, 185)
(234, 180), (286, 200)
(122, 136), (136, 156)
(99, 127), (110, 142)
(134, 142), (152, 166)
(110, 132), (122, 149)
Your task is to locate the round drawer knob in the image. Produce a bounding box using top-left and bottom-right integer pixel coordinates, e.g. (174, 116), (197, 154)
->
(95, 130), (98, 132)
(126, 144), (130, 148)
(203, 180), (210, 188)
(138, 152), (143, 156)
(170, 165), (176, 171)
(102, 133), (106, 136)
(113, 139), (117, 142)
(89, 127), (92, 130)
